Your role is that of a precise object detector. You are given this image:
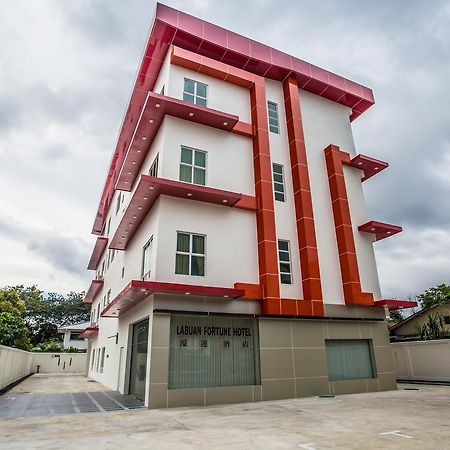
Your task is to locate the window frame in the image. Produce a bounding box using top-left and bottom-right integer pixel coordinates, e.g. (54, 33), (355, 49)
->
(183, 78), (208, 106)
(175, 231), (206, 277)
(179, 146), (207, 186)
(149, 153), (159, 177)
(141, 236), (154, 281)
(278, 239), (292, 285)
(272, 163), (286, 202)
(267, 101), (279, 134)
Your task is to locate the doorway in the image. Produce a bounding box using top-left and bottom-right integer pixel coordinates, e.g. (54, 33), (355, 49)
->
(129, 318), (149, 401)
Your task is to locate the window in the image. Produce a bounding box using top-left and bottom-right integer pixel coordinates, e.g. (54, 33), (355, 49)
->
(183, 78), (207, 106)
(115, 193), (121, 215)
(278, 240), (292, 284)
(121, 267), (125, 278)
(96, 304), (100, 322)
(175, 232), (205, 276)
(100, 347), (106, 373)
(149, 154), (159, 177)
(106, 217), (111, 236)
(70, 332), (82, 340)
(160, 85), (165, 95)
(325, 340), (375, 381)
(106, 289), (111, 305)
(169, 315), (260, 389)
(142, 237), (153, 280)
(96, 349), (101, 372)
(272, 163), (285, 202)
(179, 146), (206, 185)
(91, 349), (96, 370)
(267, 101), (279, 134)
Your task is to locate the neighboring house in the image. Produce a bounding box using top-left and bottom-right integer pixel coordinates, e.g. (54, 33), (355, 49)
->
(390, 304), (450, 340)
(80, 4), (416, 408)
(58, 322), (89, 351)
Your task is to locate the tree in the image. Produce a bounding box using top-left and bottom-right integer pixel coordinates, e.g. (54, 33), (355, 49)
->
(389, 310), (403, 324)
(417, 284), (450, 309)
(30, 321), (60, 346)
(0, 287), (26, 317)
(415, 313), (446, 340)
(0, 312), (31, 350)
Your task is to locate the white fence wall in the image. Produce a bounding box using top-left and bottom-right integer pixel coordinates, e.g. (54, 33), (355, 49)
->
(391, 340), (450, 382)
(0, 345), (87, 390)
(0, 345), (32, 390)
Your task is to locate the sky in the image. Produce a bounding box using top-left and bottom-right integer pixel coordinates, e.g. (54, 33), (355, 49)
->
(0, 0), (449, 299)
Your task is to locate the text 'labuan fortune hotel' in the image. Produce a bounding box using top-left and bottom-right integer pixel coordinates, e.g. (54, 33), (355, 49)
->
(80, 3), (416, 407)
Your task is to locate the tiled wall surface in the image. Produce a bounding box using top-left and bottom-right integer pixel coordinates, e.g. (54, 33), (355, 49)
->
(147, 313), (396, 408)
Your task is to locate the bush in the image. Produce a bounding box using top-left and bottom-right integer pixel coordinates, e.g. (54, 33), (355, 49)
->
(34, 340), (62, 352)
(0, 312), (31, 350)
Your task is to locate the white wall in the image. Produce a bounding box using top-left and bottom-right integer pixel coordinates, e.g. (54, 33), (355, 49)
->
(392, 340), (450, 382)
(155, 196), (259, 287)
(0, 345), (32, 390)
(62, 331), (87, 350)
(31, 353), (86, 374)
(300, 90), (381, 304)
(168, 63), (251, 123)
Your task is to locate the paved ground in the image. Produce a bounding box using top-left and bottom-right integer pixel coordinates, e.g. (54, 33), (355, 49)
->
(1, 375), (449, 449)
(1, 374), (144, 418)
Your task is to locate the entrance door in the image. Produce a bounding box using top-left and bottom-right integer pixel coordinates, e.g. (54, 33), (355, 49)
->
(129, 318), (149, 401)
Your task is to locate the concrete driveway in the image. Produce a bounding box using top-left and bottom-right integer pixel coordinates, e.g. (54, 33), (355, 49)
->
(0, 375), (449, 449)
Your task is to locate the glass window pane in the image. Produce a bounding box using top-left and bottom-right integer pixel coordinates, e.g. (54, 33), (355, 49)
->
(181, 147), (193, 164)
(179, 164), (192, 183)
(272, 164), (283, 174)
(191, 255), (205, 276)
(269, 116), (278, 126)
(183, 93), (195, 103)
(268, 109), (278, 119)
(196, 96), (207, 107)
(175, 254), (189, 275)
(280, 273), (292, 284)
(274, 183), (284, 193)
(278, 240), (289, 251)
(275, 192), (285, 201)
(273, 173), (283, 183)
(192, 235), (205, 254)
(280, 262), (291, 273)
(196, 83), (207, 98)
(279, 251), (290, 262)
(177, 233), (190, 252)
(184, 79), (195, 94)
(194, 151), (206, 167)
(270, 124), (279, 133)
(193, 167), (205, 185)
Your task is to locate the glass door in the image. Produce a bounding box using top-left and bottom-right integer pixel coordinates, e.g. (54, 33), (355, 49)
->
(129, 318), (149, 401)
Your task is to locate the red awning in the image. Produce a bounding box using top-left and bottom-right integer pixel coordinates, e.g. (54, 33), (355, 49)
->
(83, 279), (104, 304)
(110, 175), (245, 250)
(343, 154), (388, 181)
(102, 280), (245, 317)
(79, 325), (99, 339)
(358, 221), (402, 241)
(116, 92), (239, 192)
(87, 237), (108, 270)
(373, 299), (417, 310)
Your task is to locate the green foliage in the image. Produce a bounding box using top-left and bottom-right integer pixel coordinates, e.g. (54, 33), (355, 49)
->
(389, 310), (403, 324)
(0, 312), (31, 350)
(34, 340), (62, 352)
(417, 284), (450, 309)
(64, 346), (80, 353)
(0, 285), (89, 348)
(415, 313), (446, 340)
(30, 321), (60, 346)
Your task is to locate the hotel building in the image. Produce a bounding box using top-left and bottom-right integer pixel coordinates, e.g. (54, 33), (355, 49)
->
(80, 3), (415, 407)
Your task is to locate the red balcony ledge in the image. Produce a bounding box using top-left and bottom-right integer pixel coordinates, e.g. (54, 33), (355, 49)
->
(110, 175), (256, 250)
(79, 325), (99, 339)
(116, 91), (248, 192)
(83, 279), (104, 304)
(101, 280), (245, 317)
(373, 299), (417, 310)
(358, 221), (402, 241)
(87, 237), (108, 270)
(343, 154), (388, 181)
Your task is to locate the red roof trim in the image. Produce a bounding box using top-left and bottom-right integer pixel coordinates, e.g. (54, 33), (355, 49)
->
(102, 280), (245, 317)
(83, 279), (103, 304)
(358, 221), (402, 241)
(110, 175), (247, 250)
(373, 299), (418, 310)
(87, 237), (108, 270)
